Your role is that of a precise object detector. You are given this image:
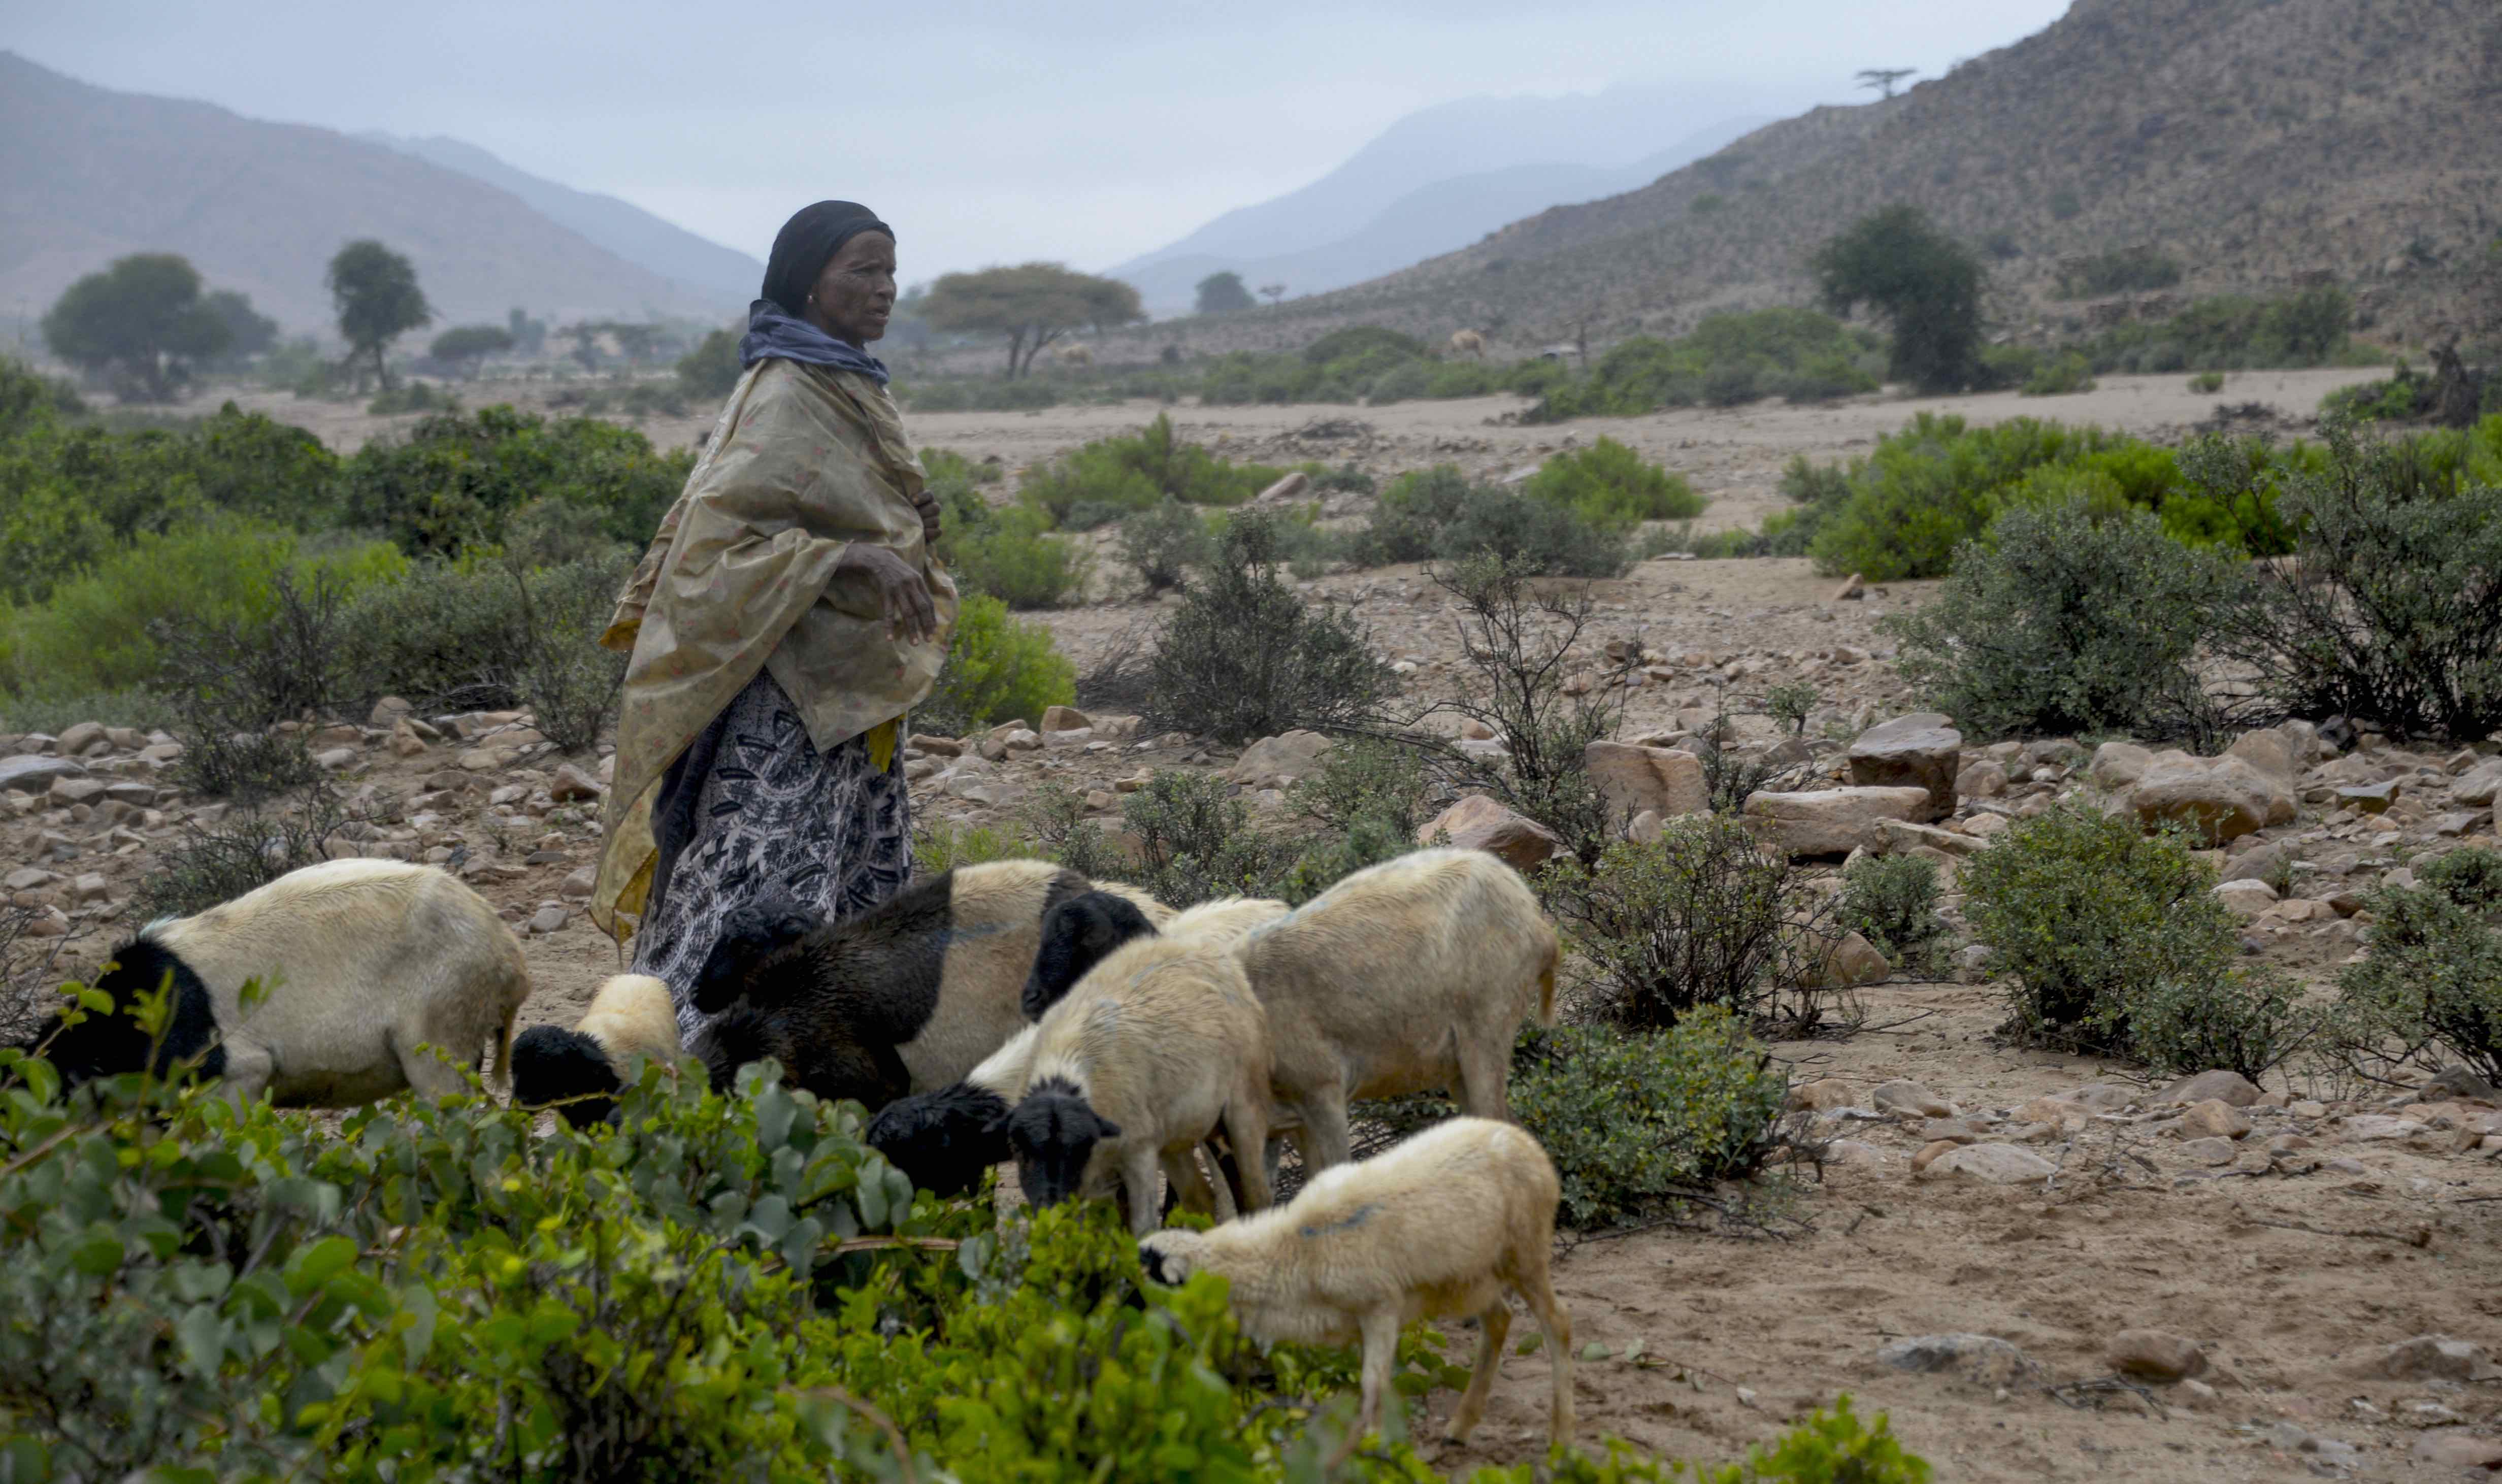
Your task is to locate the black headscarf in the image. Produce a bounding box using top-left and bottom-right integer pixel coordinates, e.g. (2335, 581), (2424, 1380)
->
(760, 200), (893, 318)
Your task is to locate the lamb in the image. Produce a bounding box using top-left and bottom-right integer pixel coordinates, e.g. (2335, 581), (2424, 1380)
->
(1023, 891), (1286, 1020)
(18, 859), (531, 1105)
(872, 894), (1276, 1197)
(1137, 1116), (1572, 1458)
(1000, 931), (1275, 1235)
(1240, 847), (1557, 1171)
(689, 859), (1107, 1107)
(510, 974), (686, 1127)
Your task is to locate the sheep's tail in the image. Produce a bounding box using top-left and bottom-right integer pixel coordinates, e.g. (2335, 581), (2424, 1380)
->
(1534, 930), (1560, 1028)
(488, 1009), (520, 1094)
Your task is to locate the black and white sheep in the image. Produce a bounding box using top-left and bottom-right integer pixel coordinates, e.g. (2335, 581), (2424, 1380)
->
(868, 895), (1275, 1198)
(18, 859), (532, 1105)
(510, 974), (685, 1127)
(1001, 930), (1275, 1235)
(1137, 1116), (1574, 1458)
(688, 859), (1105, 1107)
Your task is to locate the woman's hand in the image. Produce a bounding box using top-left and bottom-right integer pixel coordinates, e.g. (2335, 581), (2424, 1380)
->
(834, 544), (937, 643)
(911, 486), (942, 547)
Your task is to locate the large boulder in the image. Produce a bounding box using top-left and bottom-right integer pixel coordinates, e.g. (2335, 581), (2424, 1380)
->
(1416, 795), (1563, 871)
(2223, 728), (2297, 783)
(1846, 712), (1963, 821)
(2090, 741), (2154, 789)
(2455, 760), (2502, 808)
(2129, 752), (2294, 844)
(1583, 741), (1708, 823)
(1742, 786), (1932, 857)
(0, 755), (88, 795)
(1227, 730), (1333, 790)
(1792, 930), (1892, 989)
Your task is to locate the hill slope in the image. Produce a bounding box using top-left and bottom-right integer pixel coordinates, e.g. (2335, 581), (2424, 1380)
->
(361, 131), (764, 308)
(0, 52), (738, 337)
(1215, 0), (2501, 351)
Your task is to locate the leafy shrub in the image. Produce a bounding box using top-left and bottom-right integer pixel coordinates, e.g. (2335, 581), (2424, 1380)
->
(1018, 414), (1288, 527)
(2084, 285), (2364, 373)
(1961, 804), (2238, 1051)
(154, 567), (363, 801)
(1538, 822), (1807, 1030)
(911, 819), (1035, 876)
(1145, 512), (1392, 742)
(2127, 964), (2315, 1080)
(2320, 365), (2429, 421)
(895, 375), (1064, 412)
(1838, 854), (1948, 970)
(674, 325), (743, 401)
(2189, 370), (2226, 393)
(1766, 681), (1819, 735)
(950, 503), (1089, 608)
(503, 553), (632, 750)
(1116, 498), (1212, 593)
(1521, 438), (1705, 527)
(2021, 352), (2097, 396)
(336, 553), (628, 730)
(1884, 499), (2238, 738)
(2054, 246), (2184, 299)
(366, 380), (460, 415)
(1349, 465), (1629, 578)
(1510, 1012), (1787, 1229)
(919, 592), (1077, 737)
(2327, 847), (2502, 1083)
(1803, 413), (2133, 580)
(1526, 309), (1881, 421)
(339, 405), (695, 557)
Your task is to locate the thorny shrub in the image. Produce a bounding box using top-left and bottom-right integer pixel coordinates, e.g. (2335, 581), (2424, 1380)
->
(1837, 853), (1950, 973)
(1145, 512), (1393, 743)
(1348, 466), (1630, 578)
(918, 592), (1077, 738)
(1518, 438), (1705, 529)
(2327, 846), (2502, 1085)
(1116, 496), (1213, 594)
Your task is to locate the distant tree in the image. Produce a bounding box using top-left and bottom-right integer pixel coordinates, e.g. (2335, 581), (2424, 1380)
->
(558, 322), (604, 371)
(326, 240), (432, 391)
(675, 325), (743, 400)
(1812, 205), (1985, 393)
(1855, 68), (1917, 99)
(606, 321), (662, 365)
(506, 307), (548, 357)
(428, 324), (516, 379)
(921, 263), (1144, 377)
(1195, 271), (1255, 315)
(1258, 283), (1288, 305)
(40, 252), (233, 402)
(201, 289), (279, 367)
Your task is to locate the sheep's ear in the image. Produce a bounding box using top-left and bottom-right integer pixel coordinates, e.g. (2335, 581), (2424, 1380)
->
(1092, 1115), (1122, 1142)
(982, 1109), (1013, 1138)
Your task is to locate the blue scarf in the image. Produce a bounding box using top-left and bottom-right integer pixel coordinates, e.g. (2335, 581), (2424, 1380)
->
(738, 300), (890, 386)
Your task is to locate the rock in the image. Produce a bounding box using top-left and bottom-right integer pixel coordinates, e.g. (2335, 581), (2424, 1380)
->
(1954, 943), (1996, 982)
(1909, 1140), (1960, 1172)
(527, 905), (570, 935)
(1084, 789), (1115, 811)
(389, 720), (428, 757)
(2132, 752), (2295, 843)
(1741, 786), (1932, 856)
(2105, 1329), (2208, 1381)
(910, 734), (964, 757)
(1956, 760), (2007, 799)
(47, 777), (106, 806)
(456, 749), (499, 772)
(2453, 760), (2502, 808)
(549, 765), (605, 802)
(1874, 817), (1983, 857)
(1625, 809), (1664, 844)
(985, 719), (1036, 741)
(1583, 741), (1708, 821)
(1873, 1333), (2039, 1384)
(2179, 1099), (2252, 1139)
(1458, 718), (1495, 741)
(1920, 1117), (1983, 1144)
(3, 867), (58, 891)
(1040, 705), (1091, 733)
(1793, 930), (1891, 988)
(369, 697), (415, 728)
(1255, 471), (1310, 502)
(1846, 713), (1962, 820)
(2158, 1069), (2263, 1107)
(1415, 795), (1562, 871)
(2224, 728), (2297, 782)
(2345, 1114), (2424, 1141)
(2433, 810), (2487, 837)
(69, 872), (108, 903)
(2017, 1095), (2088, 1128)
(1871, 1080), (1957, 1118)
(103, 727), (145, 750)
(56, 721), (108, 755)
(0, 755), (87, 794)
(1959, 812), (2010, 840)
(1830, 573), (1865, 602)
(314, 747), (357, 771)
(2091, 741), (2154, 789)
(2412, 1432), (2502, 1470)
(2179, 1136), (2238, 1165)
(2214, 878), (2280, 917)
(2220, 841), (2294, 884)
(2338, 779), (2400, 814)
(1227, 730), (1333, 790)
(2358, 1335), (2500, 1382)
(1788, 1077), (1857, 1112)
(1927, 1144), (2058, 1184)
(561, 868), (596, 899)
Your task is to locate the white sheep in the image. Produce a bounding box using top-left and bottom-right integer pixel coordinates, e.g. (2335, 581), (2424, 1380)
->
(1002, 931), (1275, 1235)
(1137, 1116), (1573, 1458)
(510, 974), (687, 1126)
(1240, 848), (1557, 1170)
(21, 859), (532, 1105)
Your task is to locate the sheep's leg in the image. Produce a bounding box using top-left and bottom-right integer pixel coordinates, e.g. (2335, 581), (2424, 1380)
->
(1298, 1094), (1353, 1173)
(1445, 1299), (1511, 1444)
(1159, 1148), (1219, 1216)
(1450, 1035), (1514, 1124)
(1513, 1254), (1575, 1448)
(1220, 1092), (1272, 1214)
(1121, 1143), (1165, 1236)
(1340, 1308), (1402, 1466)
(218, 1037), (274, 1105)
(393, 1014), (474, 1100)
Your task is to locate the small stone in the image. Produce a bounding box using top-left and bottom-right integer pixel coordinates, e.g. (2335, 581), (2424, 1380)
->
(1741, 786), (1933, 856)
(2179, 1136), (2237, 1165)
(2212, 878), (2280, 918)
(2290, 1099), (2327, 1119)
(1872, 1080), (1957, 1118)
(1584, 740), (1709, 820)
(1794, 930), (1891, 989)
(1956, 760), (2008, 799)
(3, 867), (58, 891)
(103, 727), (145, 750)
(561, 867), (596, 899)
(2412, 1432), (2502, 1470)
(910, 733), (963, 757)
(2345, 1114), (2425, 1141)
(2337, 779), (2399, 814)
(314, 746), (357, 771)
(1084, 788), (1116, 811)
(55, 721), (107, 755)
(1954, 942), (1996, 982)
(369, 697), (415, 728)
(390, 719), (429, 757)
(1228, 731), (1334, 790)
(1920, 1118), (1982, 1145)
(456, 749), (498, 772)
(1417, 795), (1563, 870)
(1873, 1334), (2038, 1384)
(1113, 775), (1147, 794)
(70, 873), (109, 903)
(549, 764), (605, 802)
(1625, 808), (1664, 843)
(1040, 705), (1091, 733)
(1458, 718), (1495, 741)
(47, 777), (106, 807)
(2104, 1329), (2207, 1381)
(1909, 1139), (1961, 1172)
(1927, 1144), (2057, 1184)
(2433, 811), (2487, 837)
(2265, 1133), (2312, 1156)
(2358, 1335), (2499, 1382)
(2016, 1096), (2088, 1128)
(2179, 1099), (2253, 1140)
(1788, 1077), (1857, 1112)
(2158, 1069), (2263, 1107)
(528, 905), (570, 935)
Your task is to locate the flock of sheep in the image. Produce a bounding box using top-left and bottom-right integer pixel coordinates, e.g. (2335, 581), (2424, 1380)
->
(15, 846), (1581, 1452)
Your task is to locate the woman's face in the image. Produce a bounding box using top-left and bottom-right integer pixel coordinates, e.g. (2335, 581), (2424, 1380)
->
(806, 232), (897, 345)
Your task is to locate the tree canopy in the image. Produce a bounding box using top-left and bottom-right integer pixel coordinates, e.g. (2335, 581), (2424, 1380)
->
(1812, 205), (1985, 393)
(427, 324), (516, 378)
(40, 253), (233, 403)
(1195, 271), (1254, 315)
(326, 240), (432, 390)
(200, 290), (278, 368)
(921, 263), (1144, 377)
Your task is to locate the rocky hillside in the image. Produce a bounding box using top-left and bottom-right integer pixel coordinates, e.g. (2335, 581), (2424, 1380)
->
(1155, 0), (2501, 354)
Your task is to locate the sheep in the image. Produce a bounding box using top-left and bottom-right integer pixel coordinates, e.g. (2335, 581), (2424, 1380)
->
(1000, 931), (1275, 1235)
(1448, 328), (1487, 360)
(1023, 892), (1285, 1020)
(1239, 848), (1557, 1171)
(1137, 1116), (1573, 1458)
(18, 859), (531, 1105)
(510, 974), (686, 1127)
(688, 859), (1098, 1107)
(871, 894), (1273, 1197)
(1057, 343), (1094, 367)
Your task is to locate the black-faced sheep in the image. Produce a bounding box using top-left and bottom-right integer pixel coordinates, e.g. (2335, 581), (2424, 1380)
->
(1001, 931), (1275, 1235)
(18, 859), (531, 1105)
(871, 895), (1274, 1198)
(1137, 1116), (1573, 1459)
(1024, 893), (1284, 1020)
(1239, 847), (1556, 1171)
(688, 860), (1100, 1107)
(510, 974), (685, 1127)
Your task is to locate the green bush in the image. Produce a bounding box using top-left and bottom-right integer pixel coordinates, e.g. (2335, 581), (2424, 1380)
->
(2189, 370), (2226, 393)
(1145, 512), (1392, 742)
(502, 553), (633, 750)
(1812, 205), (1985, 392)
(1350, 465), (1629, 577)
(1521, 438), (1705, 528)
(339, 405), (695, 557)
(1018, 414), (1288, 527)
(911, 819), (1036, 876)
(1526, 309), (1881, 421)
(1538, 822), (1806, 1030)
(1115, 498), (1213, 594)
(919, 592), (1077, 737)
(950, 502), (1090, 608)
(674, 325), (743, 401)
(2127, 964), (2315, 1080)
(2054, 246), (2183, 299)
(1884, 499), (2239, 738)
(2328, 847), (2502, 1084)
(2021, 352), (2097, 396)
(366, 380), (460, 416)
(1838, 854), (1949, 970)
(2084, 285), (2365, 373)
(1961, 804), (2238, 1051)
(1803, 413), (2132, 580)
(2320, 366), (2428, 421)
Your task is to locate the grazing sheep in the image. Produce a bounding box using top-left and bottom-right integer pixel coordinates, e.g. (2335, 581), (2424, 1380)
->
(1024, 892), (1284, 1020)
(874, 894), (1270, 1197)
(1241, 848), (1556, 1170)
(689, 860), (1091, 1106)
(1001, 932), (1274, 1234)
(510, 974), (685, 1127)
(19, 859), (531, 1105)
(1448, 328), (1487, 360)
(1057, 343), (1093, 367)
(1137, 1116), (1573, 1457)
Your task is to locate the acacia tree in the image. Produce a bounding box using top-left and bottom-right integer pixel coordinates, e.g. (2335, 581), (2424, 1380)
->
(201, 290), (278, 368)
(1194, 271), (1254, 315)
(427, 324), (515, 380)
(1855, 67), (1916, 98)
(326, 240), (432, 391)
(923, 263), (1144, 377)
(40, 253), (232, 402)
(1812, 205), (1984, 393)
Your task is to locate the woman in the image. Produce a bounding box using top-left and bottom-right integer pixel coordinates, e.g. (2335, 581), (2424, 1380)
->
(589, 200), (956, 1036)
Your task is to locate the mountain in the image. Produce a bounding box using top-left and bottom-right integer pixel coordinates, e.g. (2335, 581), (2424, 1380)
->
(1107, 87), (1776, 315)
(1196, 0), (2502, 350)
(361, 131), (763, 308)
(0, 52), (739, 338)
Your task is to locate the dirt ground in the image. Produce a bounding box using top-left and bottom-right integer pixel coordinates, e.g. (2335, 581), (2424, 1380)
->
(32, 362), (2502, 1481)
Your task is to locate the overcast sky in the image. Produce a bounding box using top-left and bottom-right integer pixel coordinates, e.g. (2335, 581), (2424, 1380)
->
(9, 1), (2073, 285)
